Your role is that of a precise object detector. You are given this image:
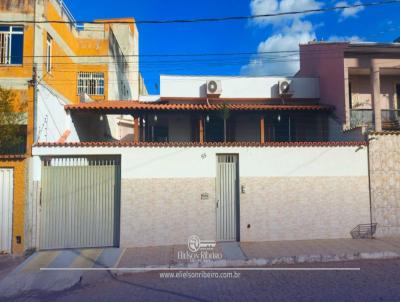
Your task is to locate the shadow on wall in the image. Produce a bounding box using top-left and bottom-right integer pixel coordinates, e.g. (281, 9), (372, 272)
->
(199, 83), (207, 98)
(120, 134), (134, 141)
(349, 75), (399, 110)
(72, 112), (115, 142)
(328, 116), (365, 142)
(270, 83), (279, 98)
(109, 28), (132, 100)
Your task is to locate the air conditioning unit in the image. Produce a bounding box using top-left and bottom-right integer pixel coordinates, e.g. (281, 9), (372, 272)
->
(278, 80), (293, 97)
(206, 80), (222, 96)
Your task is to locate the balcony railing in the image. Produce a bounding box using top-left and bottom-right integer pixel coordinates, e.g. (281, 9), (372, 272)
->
(0, 124), (27, 155)
(57, 0), (83, 31)
(350, 109), (400, 131)
(350, 109), (374, 130)
(0, 139), (26, 155)
(382, 109), (400, 130)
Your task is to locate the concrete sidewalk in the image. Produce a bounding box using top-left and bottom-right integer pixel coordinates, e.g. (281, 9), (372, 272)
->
(240, 237), (400, 264)
(116, 237), (400, 269)
(0, 248), (123, 298)
(2, 237), (400, 298)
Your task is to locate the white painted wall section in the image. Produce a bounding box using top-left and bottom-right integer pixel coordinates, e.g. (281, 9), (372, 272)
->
(160, 76), (320, 99)
(32, 146), (368, 179)
(37, 84), (79, 142)
(31, 146), (369, 247)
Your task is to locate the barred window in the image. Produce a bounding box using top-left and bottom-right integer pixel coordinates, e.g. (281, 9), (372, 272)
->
(77, 72), (104, 95)
(0, 25), (24, 65)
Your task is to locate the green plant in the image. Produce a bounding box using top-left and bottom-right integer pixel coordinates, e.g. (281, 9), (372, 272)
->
(0, 86), (27, 153)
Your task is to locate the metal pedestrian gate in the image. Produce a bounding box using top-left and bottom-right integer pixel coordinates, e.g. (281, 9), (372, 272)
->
(0, 169), (13, 253)
(216, 154), (239, 242)
(40, 157), (121, 250)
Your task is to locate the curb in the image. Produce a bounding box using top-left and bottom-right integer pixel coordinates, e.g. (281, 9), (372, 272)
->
(113, 251), (400, 275)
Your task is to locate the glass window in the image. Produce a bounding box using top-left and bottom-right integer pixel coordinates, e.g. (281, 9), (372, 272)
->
(12, 27), (24, 33)
(0, 25), (23, 65)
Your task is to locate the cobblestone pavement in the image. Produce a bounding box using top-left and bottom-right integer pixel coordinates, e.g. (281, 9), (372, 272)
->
(6, 259), (400, 302)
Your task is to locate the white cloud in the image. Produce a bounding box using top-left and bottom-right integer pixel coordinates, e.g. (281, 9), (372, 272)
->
(327, 35), (362, 42)
(335, 1), (365, 20)
(243, 1), (321, 76)
(242, 0), (364, 76)
(241, 20), (316, 75)
(250, 0), (324, 26)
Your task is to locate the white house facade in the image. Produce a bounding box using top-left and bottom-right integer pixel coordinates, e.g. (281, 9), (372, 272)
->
(25, 75), (374, 251)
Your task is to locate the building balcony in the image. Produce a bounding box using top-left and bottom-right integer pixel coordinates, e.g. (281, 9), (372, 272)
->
(0, 140), (26, 156)
(0, 126), (27, 155)
(350, 109), (374, 130)
(350, 109), (400, 131)
(382, 109), (400, 130)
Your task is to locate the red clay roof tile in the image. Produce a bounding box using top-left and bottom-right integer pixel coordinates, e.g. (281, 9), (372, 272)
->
(65, 101), (332, 112)
(35, 141), (366, 148)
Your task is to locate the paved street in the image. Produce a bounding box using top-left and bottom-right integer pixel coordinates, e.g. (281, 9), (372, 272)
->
(5, 259), (400, 302)
(0, 255), (23, 282)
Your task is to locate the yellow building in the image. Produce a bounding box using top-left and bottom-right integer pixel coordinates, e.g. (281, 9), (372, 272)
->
(0, 0), (141, 254)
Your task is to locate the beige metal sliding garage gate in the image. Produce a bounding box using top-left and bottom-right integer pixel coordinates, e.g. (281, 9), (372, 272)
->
(40, 157), (121, 250)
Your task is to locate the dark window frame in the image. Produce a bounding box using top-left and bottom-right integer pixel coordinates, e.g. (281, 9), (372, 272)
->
(0, 25), (24, 66)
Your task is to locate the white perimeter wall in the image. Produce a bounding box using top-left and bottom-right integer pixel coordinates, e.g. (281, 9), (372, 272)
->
(32, 146), (370, 247)
(160, 76), (320, 99)
(32, 146), (367, 179)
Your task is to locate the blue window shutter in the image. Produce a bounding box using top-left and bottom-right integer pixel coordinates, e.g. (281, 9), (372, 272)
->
(10, 34), (23, 64)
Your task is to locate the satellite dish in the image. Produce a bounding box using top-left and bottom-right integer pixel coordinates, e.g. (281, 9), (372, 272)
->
(208, 80), (218, 94)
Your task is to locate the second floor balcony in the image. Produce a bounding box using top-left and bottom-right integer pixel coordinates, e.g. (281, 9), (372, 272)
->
(0, 127), (27, 155)
(350, 109), (400, 131)
(381, 110), (400, 130)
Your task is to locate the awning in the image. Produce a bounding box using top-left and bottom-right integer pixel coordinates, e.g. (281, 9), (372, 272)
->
(34, 141), (365, 148)
(65, 101), (332, 113)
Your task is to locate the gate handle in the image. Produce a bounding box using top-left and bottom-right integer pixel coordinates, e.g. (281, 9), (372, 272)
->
(216, 200), (219, 208)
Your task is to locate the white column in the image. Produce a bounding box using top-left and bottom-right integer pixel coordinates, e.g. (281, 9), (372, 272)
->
(370, 63), (382, 132)
(344, 67), (351, 129)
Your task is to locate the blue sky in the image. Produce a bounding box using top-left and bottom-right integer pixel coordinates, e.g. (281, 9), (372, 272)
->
(64, 0), (400, 94)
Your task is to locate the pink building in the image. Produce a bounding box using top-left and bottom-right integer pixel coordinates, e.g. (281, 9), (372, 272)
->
(298, 42), (400, 133)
